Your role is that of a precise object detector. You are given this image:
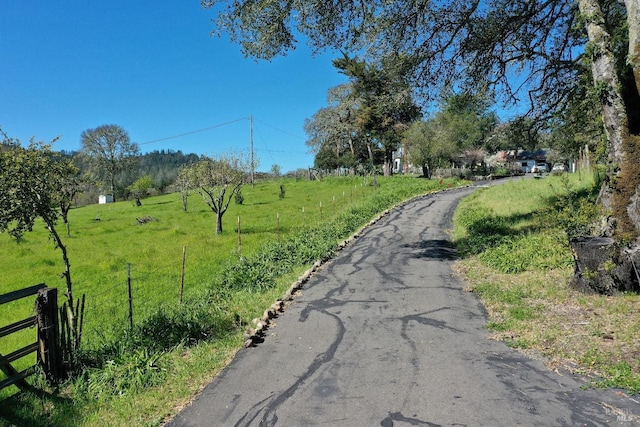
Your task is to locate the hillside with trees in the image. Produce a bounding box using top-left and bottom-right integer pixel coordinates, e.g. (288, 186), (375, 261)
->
(59, 145), (202, 206)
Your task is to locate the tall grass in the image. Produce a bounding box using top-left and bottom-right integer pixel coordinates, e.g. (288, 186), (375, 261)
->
(0, 175), (457, 425)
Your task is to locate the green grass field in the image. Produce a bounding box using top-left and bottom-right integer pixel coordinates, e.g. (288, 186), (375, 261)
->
(1, 175), (455, 424)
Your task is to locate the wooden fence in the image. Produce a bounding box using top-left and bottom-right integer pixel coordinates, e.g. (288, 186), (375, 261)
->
(0, 284), (63, 392)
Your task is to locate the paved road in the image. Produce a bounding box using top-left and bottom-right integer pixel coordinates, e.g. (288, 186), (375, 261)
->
(168, 187), (639, 426)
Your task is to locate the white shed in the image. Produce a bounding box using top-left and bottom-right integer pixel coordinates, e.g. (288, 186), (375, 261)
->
(99, 195), (113, 204)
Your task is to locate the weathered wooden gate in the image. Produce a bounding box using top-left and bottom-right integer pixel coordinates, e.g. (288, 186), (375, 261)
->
(0, 284), (63, 391)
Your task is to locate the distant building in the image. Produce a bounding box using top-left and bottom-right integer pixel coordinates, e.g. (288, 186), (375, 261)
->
(497, 149), (549, 173)
(99, 195), (113, 204)
(392, 145), (420, 174)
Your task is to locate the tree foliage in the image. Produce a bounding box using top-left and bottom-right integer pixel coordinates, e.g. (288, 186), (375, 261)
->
(203, 0), (583, 114)
(80, 124), (140, 202)
(404, 120), (454, 178)
(138, 149), (201, 193)
(203, 0), (640, 241)
(305, 83), (364, 171)
(185, 153), (251, 234)
(0, 128), (81, 352)
(403, 90), (498, 178)
(333, 54), (421, 175)
(128, 175), (155, 206)
(305, 55), (420, 174)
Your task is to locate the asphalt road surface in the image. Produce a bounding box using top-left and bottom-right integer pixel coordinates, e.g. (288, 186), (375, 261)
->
(167, 186), (640, 427)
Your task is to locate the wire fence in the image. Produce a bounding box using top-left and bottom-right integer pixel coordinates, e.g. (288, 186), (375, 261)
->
(77, 255), (187, 346)
(59, 182), (378, 349)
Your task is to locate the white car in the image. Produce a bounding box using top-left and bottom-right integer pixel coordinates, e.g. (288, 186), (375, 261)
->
(552, 163), (567, 173)
(531, 162), (548, 173)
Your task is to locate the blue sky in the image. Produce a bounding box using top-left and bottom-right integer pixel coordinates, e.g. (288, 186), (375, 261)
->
(1, 1), (347, 173)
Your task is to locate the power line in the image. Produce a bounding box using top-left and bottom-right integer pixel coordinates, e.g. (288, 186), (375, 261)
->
(133, 116), (310, 161)
(135, 117), (249, 146)
(253, 118), (306, 140)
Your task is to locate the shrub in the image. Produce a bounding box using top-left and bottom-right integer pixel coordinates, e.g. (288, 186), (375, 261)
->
(235, 189), (244, 205)
(537, 174), (601, 241)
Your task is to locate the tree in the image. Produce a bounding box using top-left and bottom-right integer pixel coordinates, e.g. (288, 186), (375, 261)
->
(305, 83), (366, 172)
(332, 54), (421, 175)
(59, 158), (85, 237)
(202, 0), (640, 290)
(0, 128), (82, 355)
(549, 63), (607, 161)
(403, 91), (497, 178)
(176, 165), (192, 212)
(187, 153), (250, 234)
(306, 55), (420, 175)
(80, 124), (140, 202)
(127, 175), (154, 206)
(270, 164), (281, 178)
(403, 120), (455, 178)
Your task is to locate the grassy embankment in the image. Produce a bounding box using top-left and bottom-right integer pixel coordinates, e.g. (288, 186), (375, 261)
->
(453, 171), (640, 394)
(0, 175), (458, 426)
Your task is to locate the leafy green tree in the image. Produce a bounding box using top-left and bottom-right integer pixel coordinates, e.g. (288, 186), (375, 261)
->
(128, 175), (154, 206)
(80, 124), (140, 202)
(332, 54), (421, 175)
(503, 117), (546, 152)
(403, 120), (456, 178)
(484, 123), (513, 153)
(59, 157), (86, 237)
(0, 129), (81, 354)
(270, 164), (281, 178)
(441, 91), (498, 149)
(549, 57), (607, 161)
(404, 91), (497, 177)
(312, 143), (340, 171)
(137, 149), (201, 193)
(305, 83), (367, 172)
(186, 153), (250, 234)
(305, 106), (347, 169)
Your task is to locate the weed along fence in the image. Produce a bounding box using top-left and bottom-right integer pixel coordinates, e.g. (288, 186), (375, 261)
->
(74, 180), (422, 347)
(0, 284), (64, 392)
(4, 178), (429, 360)
(77, 192), (371, 342)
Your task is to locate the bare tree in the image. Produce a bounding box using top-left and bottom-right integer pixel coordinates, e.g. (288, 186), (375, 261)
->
(80, 124), (140, 202)
(187, 153), (251, 234)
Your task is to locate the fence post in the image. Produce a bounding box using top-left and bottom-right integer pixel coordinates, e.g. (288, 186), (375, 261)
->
(128, 264), (133, 329)
(180, 246), (186, 303)
(237, 216), (242, 257)
(36, 287), (64, 383)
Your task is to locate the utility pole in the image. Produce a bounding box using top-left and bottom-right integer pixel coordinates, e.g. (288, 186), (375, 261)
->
(250, 114), (255, 186)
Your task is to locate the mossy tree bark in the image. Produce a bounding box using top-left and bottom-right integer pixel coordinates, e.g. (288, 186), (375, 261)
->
(575, 0), (640, 293)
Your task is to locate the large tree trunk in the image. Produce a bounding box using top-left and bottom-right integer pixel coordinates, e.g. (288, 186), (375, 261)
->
(579, 0), (628, 204)
(626, 0), (640, 95)
(573, 0), (640, 293)
(623, 0), (640, 238)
